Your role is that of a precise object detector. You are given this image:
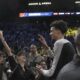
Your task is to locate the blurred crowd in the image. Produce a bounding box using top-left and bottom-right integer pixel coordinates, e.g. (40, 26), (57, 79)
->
(0, 22), (52, 53)
(0, 20), (80, 80)
(0, 22), (54, 80)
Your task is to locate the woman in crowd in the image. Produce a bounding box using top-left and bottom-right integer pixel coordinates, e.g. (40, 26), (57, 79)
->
(0, 31), (35, 80)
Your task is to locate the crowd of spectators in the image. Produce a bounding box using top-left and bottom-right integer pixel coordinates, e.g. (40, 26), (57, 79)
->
(0, 22), (52, 54)
(0, 20), (79, 80)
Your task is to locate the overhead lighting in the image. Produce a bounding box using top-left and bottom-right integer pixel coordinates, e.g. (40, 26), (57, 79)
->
(76, 12), (80, 15)
(59, 12), (65, 15)
(28, 2), (51, 6)
(19, 12), (53, 17)
(19, 12), (80, 18)
(42, 2), (51, 5)
(75, 1), (80, 4)
(29, 13), (41, 16)
(65, 12), (70, 15)
(28, 3), (38, 6)
(19, 13), (25, 17)
(71, 12), (74, 14)
(53, 13), (59, 16)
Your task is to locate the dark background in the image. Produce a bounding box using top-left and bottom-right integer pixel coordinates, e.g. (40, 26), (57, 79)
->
(0, 0), (80, 21)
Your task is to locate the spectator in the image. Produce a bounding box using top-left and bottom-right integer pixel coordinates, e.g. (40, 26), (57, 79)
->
(0, 31), (35, 80)
(27, 44), (43, 77)
(27, 44), (43, 67)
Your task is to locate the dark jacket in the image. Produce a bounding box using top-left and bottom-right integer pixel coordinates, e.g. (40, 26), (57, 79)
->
(8, 56), (35, 80)
(57, 55), (80, 80)
(0, 64), (4, 80)
(0, 64), (7, 80)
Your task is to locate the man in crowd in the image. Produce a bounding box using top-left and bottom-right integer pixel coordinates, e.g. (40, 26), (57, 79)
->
(27, 44), (42, 67)
(0, 31), (35, 80)
(27, 44), (43, 79)
(57, 29), (80, 80)
(36, 20), (75, 80)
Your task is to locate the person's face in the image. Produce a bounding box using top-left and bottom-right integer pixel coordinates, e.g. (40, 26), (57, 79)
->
(0, 56), (4, 64)
(50, 27), (60, 40)
(40, 61), (47, 69)
(30, 45), (37, 53)
(17, 55), (26, 63)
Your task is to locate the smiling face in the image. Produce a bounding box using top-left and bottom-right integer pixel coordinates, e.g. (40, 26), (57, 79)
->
(16, 50), (26, 64)
(17, 54), (26, 64)
(50, 20), (68, 40)
(50, 27), (61, 40)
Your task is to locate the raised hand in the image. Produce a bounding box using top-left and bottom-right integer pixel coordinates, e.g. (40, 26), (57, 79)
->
(36, 64), (43, 73)
(38, 34), (49, 49)
(36, 64), (42, 69)
(0, 31), (3, 39)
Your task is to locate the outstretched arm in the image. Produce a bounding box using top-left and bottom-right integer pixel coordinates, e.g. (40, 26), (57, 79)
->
(36, 41), (63, 77)
(0, 31), (17, 70)
(0, 31), (12, 56)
